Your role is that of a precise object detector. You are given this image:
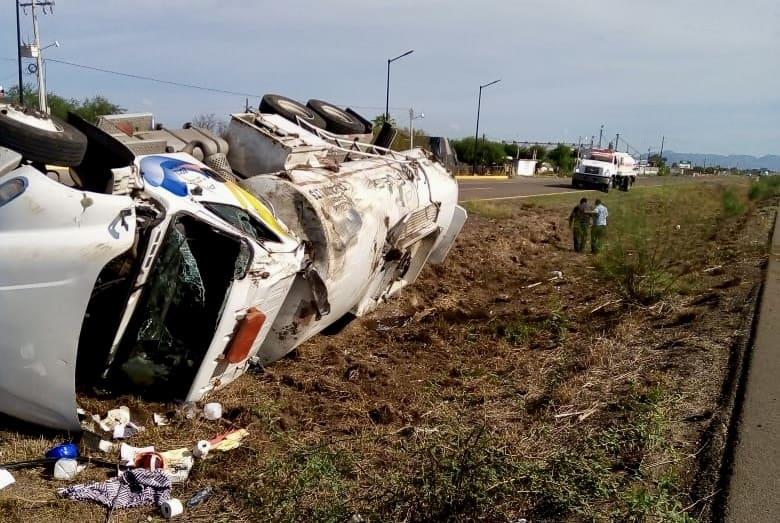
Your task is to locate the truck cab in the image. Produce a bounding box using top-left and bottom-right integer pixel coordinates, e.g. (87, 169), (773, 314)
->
(573, 149), (637, 192)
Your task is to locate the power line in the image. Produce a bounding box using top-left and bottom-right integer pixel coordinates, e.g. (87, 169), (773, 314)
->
(5, 56), (406, 112)
(44, 58), (264, 98)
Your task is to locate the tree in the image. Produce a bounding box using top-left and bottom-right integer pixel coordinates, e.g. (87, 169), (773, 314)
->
(451, 137), (507, 167)
(191, 113), (228, 137)
(547, 144), (576, 173)
(5, 84), (123, 123)
(372, 114), (396, 128)
(648, 154), (667, 168)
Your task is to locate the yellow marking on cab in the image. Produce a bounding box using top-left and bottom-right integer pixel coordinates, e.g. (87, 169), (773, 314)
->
(224, 181), (287, 237)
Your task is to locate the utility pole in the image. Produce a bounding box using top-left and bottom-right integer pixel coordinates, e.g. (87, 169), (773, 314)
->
(614, 133), (620, 151)
(659, 135), (665, 161)
(19, 0), (56, 113)
(598, 124), (604, 148)
(16, 0), (24, 104)
(409, 107), (424, 149)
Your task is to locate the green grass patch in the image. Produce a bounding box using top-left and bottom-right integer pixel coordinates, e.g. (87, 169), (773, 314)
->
(748, 175), (780, 201)
(461, 199), (516, 219)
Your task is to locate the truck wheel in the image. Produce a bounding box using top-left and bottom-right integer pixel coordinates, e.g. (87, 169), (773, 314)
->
(0, 105), (87, 166)
(307, 99), (367, 135)
(259, 94), (326, 130)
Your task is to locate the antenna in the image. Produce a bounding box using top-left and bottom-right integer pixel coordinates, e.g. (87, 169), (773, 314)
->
(19, 0), (56, 113)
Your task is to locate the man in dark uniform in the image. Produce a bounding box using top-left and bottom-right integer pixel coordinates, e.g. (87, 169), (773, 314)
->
(568, 197), (591, 253)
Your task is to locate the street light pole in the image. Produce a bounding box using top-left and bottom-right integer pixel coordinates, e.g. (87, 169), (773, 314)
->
(598, 124), (604, 148)
(472, 79), (501, 174)
(385, 49), (414, 121)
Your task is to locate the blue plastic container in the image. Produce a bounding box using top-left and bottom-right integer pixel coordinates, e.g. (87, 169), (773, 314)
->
(45, 443), (79, 460)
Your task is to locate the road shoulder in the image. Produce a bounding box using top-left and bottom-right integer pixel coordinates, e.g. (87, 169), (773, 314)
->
(725, 203), (780, 522)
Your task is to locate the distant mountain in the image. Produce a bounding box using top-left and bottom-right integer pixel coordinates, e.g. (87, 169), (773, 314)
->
(662, 151), (780, 171)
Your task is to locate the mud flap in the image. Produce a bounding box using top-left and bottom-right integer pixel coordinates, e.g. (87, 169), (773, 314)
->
(429, 205), (467, 264)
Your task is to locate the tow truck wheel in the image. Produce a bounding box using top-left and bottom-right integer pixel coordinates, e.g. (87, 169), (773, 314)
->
(260, 94), (326, 130)
(0, 105), (87, 166)
(307, 99), (368, 135)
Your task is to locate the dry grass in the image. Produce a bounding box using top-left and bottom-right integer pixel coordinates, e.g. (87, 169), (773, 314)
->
(0, 178), (773, 522)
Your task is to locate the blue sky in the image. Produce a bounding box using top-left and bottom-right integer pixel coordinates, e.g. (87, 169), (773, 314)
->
(1, 0), (778, 156)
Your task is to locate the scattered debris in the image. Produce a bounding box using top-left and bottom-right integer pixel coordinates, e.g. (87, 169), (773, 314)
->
(45, 443), (78, 460)
(58, 469), (171, 509)
(96, 406), (131, 432)
(161, 498), (184, 518)
(113, 421), (144, 440)
(186, 486), (213, 508)
(202, 402), (222, 421)
(153, 413), (171, 426)
(590, 299), (623, 314)
(120, 443), (155, 466)
(159, 448), (195, 484)
(53, 458), (85, 481)
(0, 469), (14, 490)
(135, 452), (166, 471)
(209, 429), (249, 452)
(526, 282), (542, 289)
(193, 440), (210, 459)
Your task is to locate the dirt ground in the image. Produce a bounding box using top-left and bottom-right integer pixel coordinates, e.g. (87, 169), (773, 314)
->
(0, 179), (775, 522)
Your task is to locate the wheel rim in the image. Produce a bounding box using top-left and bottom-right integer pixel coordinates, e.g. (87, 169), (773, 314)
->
(277, 99), (312, 121)
(320, 104), (354, 124)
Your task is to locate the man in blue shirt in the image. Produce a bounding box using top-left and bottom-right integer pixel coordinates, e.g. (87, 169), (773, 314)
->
(591, 199), (608, 254)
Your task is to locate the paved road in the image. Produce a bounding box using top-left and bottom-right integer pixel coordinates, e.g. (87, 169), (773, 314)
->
(458, 175), (698, 202)
(726, 204), (780, 522)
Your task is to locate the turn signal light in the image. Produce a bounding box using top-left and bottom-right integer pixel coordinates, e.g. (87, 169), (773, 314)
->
(225, 308), (266, 364)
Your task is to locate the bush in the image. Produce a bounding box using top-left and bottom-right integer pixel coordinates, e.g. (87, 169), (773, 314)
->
(748, 176), (780, 201)
(721, 188), (746, 217)
(595, 189), (720, 304)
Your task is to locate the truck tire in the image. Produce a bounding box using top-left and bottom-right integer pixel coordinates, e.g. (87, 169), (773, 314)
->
(0, 105), (87, 167)
(307, 99), (367, 135)
(260, 94), (326, 130)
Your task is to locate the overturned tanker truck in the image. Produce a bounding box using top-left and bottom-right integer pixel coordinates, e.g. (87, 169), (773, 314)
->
(0, 95), (466, 430)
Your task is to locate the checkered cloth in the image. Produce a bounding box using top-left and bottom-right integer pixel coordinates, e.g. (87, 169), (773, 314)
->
(58, 469), (171, 509)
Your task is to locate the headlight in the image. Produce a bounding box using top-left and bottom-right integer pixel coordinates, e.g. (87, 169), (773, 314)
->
(0, 177), (27, 207)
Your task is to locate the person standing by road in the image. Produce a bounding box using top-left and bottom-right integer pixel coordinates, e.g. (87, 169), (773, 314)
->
(568, 197), (591, 253)
(591, 199), (608, 254)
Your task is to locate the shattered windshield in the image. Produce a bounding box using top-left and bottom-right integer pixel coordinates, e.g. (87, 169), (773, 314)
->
(204, 202), (280, 244)
(111, 215), (247, 397)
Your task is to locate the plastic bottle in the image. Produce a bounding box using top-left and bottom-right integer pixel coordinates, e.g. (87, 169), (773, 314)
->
(186, 486), (213, 508)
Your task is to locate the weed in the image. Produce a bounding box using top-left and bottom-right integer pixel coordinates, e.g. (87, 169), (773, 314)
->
(462, 200), (514, 219)
(594, 187), (724, 304)
(748, 175), (780, 201)
(242, 447), (351, 522)
(380, 425), (519, 521)
(721, 188), (746, 217)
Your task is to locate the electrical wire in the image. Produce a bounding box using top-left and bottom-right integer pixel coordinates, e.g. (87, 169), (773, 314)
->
(4, 56), (407, 113)
(44, 58), (264, 98)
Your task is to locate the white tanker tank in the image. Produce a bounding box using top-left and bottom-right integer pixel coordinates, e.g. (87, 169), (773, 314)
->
(227, 111), (465, 363)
